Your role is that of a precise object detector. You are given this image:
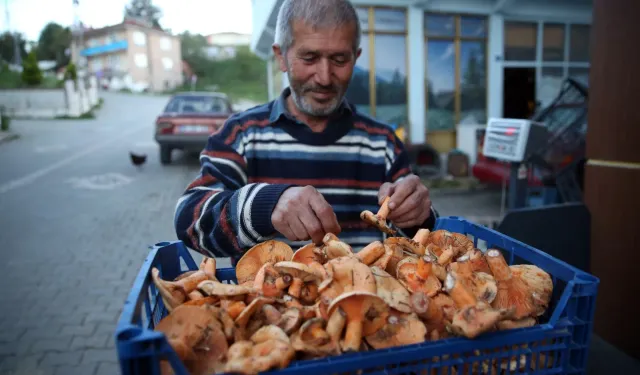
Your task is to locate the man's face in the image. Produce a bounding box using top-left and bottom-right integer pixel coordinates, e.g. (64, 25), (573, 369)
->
(275, 20), (361, 117)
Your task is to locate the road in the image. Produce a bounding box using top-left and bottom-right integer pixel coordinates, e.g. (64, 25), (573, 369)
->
(0, 92), (503, 375)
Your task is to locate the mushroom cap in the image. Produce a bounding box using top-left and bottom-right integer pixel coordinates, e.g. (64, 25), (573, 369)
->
(327, 291), (389, 336)
(154, 304), (228, 374)
(396, 257), (441, 297)
(370, 266), (412, 313)
(151, 268), (187, 312)
(273, 261), (324, 282)
(235, 240), (294, 285)
(197, 280), (254, 297)
(365, 311), (427, 349)
(291, 318), (341, 357)
(511, 264), (553, 314)
(322, 233), (354, 259)
(250, 324), (290, 344)
(235, 296), (276, 329)
(447, 303), (514, 339)
(428, 230), (457, 248)
(323, 256), (377, 300)
(277, 307), (302, 335)
(452, 233), (475, 253)
(384, 237), (425, 256)
(292, 243), (325, 265)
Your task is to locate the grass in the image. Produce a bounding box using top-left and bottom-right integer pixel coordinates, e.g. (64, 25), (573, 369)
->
(166, 79), (268, 104)
(0, 69), (64, 90)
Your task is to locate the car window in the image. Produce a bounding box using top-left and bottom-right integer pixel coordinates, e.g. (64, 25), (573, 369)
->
(165, 96), (230, 114)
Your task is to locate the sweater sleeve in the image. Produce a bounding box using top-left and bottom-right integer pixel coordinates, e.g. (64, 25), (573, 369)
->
(174, 119), (293, 258)
(384, 133), (438, 237)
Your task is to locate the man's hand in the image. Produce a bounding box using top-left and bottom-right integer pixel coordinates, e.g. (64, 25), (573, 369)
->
(378, 175), (431, 228)
(272, 186), (341, 244)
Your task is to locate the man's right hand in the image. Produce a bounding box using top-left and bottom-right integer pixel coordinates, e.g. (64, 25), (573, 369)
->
(271, 186), (341, 245)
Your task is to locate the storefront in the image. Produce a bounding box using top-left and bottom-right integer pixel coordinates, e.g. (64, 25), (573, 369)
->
(250, 0), (592, 154)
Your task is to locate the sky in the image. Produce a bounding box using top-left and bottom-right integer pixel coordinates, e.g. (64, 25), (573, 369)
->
(0, 0), (254, 41)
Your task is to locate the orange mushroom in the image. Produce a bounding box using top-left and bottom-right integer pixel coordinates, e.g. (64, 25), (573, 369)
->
(396, 256), (442, 297)
(199, 257), (217, 281)
(360, 196), (396, 235)
(371, 266), (412, 313)
(235, 240), (294, 286)
(319, 256), (377, 305)
(410, 291), (454, 340)
(451, 254), (498, 304)
(321, 233), (354, 260)
(356, 241), (386, 265)
(292, 243), (326, 265)
(273, 261), (324, 299)
(224, 325), (295, 375)
(365, 310), (427, 349)
(327, 291), (389, 353)
(485, 249), (552, 319)
(291, 317), (340, 357)
(151, 268), (209, 312)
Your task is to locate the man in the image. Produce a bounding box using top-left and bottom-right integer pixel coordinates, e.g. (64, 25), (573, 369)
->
(174, 0), (438, 261)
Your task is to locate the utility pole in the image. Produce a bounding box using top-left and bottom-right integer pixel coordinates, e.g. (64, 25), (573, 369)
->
(72, 0), (84, 70)
(4, 0), (21, 66)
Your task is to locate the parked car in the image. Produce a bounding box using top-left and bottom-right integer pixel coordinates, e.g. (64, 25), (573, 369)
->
(154, 92), (234, 164)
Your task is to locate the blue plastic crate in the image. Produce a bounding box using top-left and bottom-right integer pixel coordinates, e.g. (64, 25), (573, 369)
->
(115, 216), (599, 375)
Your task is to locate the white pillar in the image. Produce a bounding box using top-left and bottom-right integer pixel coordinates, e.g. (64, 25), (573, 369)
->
(487, 13), (504, 119)
(78, 79), (90, 114)
(407, 5), (426, 145)
(266, 58), (275, 101)
(65, 80), (81, 117)
(88, 76), (99, 107)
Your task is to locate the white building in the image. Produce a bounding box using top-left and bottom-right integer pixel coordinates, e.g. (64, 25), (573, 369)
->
(250, 0), (592, 154)
(205, 32), (252, 60)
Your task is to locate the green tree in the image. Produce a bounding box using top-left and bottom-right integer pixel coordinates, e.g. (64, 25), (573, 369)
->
(36, 23), (72, 68)
(0, 32), (27, 64)
(64, 62), (77, 81)
(124, 0), (163, 29)
(21, 50), (42, 86)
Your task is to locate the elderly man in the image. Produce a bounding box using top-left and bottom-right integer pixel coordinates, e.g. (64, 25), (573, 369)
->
(174, 0), (438, 261)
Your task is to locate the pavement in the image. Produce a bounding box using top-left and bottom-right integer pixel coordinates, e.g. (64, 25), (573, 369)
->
(0, 91), (637, 375)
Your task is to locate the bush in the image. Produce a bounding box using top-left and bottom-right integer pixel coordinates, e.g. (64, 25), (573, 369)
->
(21, 50), (42, 86)
(64, 63), (77, 81)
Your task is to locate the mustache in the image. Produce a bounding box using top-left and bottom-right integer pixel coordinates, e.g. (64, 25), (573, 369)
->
(302, 85), (338, 94)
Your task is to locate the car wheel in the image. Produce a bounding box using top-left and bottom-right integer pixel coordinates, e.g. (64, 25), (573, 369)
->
(160, 146), (172, 165)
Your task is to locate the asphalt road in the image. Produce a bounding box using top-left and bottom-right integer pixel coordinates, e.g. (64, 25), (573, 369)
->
(0, 92), (505, 375)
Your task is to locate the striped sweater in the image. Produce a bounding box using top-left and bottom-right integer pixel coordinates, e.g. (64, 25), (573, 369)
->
(174, 88), (437, 259)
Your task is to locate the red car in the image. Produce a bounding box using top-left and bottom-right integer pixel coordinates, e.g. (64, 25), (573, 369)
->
(154, 92), (234, 164)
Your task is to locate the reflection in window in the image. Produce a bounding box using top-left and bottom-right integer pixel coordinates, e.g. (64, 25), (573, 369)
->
(426, 40), (455, 131)
(539, 67), (565, 108)
(460, 41), (487, 124)
(569, 67), (589, 87)
(461, 17), (486, 38)
(505, 22), (537, 61)
(374, 9), (406, 32)
(570, 25), (590, 62)
(375, 35), (407, 126)
(543, 24), (565, 61)
(425, 14), (455, 36)
(345, 35), (371, 115)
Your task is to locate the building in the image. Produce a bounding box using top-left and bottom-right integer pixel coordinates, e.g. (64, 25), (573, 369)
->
(250, 0), (592, 154)
(72, 18), (183, 92)
(204, 32), (252, 60)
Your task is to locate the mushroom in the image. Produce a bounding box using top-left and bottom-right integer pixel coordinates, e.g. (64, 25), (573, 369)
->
(327, 291), (389, 353)
(485, 249), (552, 319)
(396, 256), (441, 297)
(496, 317), (537, 330)
(365, 310), (427, 349)
(444, 272), (514, 339)
(234, 296), (276, 339)
(273, 261), (324, 299)
(320, 256), (377, 307)
(198, 280), (254, 297)
(235, 240), (294, 286)
(260, 305), (303, 335)
(450, 248), (492, 275)
(360, 196), (396, 235)
(377, 241), (406, 274)
(151, 268), (209, 312)
(410, 291), (454, 340)
(321, 233), (354, 260)
(219, 300), (247, 320)
(292, 243), (326, 265)
(199, 257), (217, 281)
(451, 254), (498, 304)
(413, 228), (431, 246)
(252, 263), (292, 298)
(370, 266), (412, 313)
(356, 241), (386, 265)
(291, 318), (340, 357)
(154, 305), (228, 375)
(225, 325), (295, 375)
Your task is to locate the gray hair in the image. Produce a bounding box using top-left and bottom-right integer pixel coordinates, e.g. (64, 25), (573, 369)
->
(274, 0), (362, 56)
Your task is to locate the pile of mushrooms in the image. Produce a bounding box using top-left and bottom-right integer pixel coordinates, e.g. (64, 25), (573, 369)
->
(151, 200), (554, 375)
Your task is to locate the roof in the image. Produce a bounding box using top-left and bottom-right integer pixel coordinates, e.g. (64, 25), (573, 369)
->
(82, 18), (175, 38)
(172, 91), (230, 99)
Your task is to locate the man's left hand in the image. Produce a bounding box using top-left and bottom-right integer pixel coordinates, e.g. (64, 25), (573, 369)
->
(378, 175), (431, 228)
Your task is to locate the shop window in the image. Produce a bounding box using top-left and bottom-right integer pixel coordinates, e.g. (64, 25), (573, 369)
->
(426, 40), (455, 131)
(345, 7), (407, 125)
(569, 25), (591, 62)
(461, 17), (487, 38)
(504, 21), (537, 61)
(543, 24), (565, 62)
(540, 67), (565, 108)
(460, 41), (487, 125)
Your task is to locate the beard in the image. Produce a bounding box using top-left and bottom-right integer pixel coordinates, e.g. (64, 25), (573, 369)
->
(287, 72), (346, 117)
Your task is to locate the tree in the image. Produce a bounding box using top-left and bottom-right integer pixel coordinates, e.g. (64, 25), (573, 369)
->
(36, 23), (72, 68)
(124, 0), (163, 29)
(0, 32), (27, 64)
(21, 50), (42, 86)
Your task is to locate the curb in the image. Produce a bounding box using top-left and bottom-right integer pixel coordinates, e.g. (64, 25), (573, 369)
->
(0, 132), (20, 145)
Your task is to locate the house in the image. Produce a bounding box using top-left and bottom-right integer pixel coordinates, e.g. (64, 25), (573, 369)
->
(204, 32), (251, 60)
(250, 0), (592, 154)
(71, 18), (183, 92)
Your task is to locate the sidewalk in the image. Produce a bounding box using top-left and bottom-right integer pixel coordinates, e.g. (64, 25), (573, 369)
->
(0, 131), (19, 145)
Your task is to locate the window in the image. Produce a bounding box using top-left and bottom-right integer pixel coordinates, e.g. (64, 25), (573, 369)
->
(345, 7), (408, 126)
(569, 25), (590, 62)
(504, 21), (537, 61)
(425, 14), (488, 133)
(164, 95), (232, 114)
(543, 24), (565, 62)
(162, 57), (173, 71)
(160, 37), (172, 51)
(133, 31), (146, 46)
(134, 53), (148, 68)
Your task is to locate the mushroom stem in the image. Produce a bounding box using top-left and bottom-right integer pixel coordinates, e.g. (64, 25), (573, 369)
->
(342, 318), (364, 353)
(288, 278), (304, 298)
(300, 283), (319, 304)
(275, 275), (292, 291)
(413, 229), (431, 246)
(357, 241), (385, 265)
(485, 249), (512, 281)
(359, 197), (396, 235)
(326, 308), (347, 344)
(199, 257), (217, 280)
(417, 254), (436, 279)
(438, 245), (456, 265)
(445, 272), (477, 308)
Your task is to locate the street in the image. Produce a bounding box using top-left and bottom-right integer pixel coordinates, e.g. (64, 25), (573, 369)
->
(0, 92), (502, 375)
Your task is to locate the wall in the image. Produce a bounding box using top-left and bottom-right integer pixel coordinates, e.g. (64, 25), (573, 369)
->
(125, 27), (183, 92)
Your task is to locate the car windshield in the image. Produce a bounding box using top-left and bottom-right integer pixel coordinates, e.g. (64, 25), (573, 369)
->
(164, 95), (230, 114)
